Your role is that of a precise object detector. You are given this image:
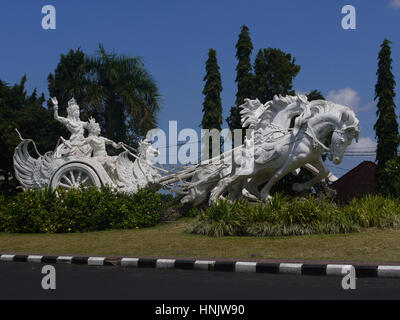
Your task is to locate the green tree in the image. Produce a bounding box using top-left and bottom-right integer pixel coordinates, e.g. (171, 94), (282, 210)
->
(307, 90), (325, 101)
(201, 49), (223, 158)
(0, 79), (19, 189)
(201, 49), (223, 130)
(47, 48), (91, 119)
(86, 45), (161, 145)
(0, 76), (61, 193)
(380, 156), (400, 197)
(48, 45), (161, 145)
(226, 25), (254, 131)
(373, 39), (399, 192)
(253, 48), (300, 103)
(253, 50), (268, 103)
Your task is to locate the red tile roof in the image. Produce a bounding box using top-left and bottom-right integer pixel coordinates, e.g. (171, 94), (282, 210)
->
(330, 161), (377, 204)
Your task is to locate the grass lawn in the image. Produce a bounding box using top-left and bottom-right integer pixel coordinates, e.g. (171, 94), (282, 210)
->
(1, 218), (400, 263)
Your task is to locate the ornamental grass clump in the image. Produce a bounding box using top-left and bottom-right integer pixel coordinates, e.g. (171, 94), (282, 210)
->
(343, 195), (400, 229)
(187, 194), (400, 237)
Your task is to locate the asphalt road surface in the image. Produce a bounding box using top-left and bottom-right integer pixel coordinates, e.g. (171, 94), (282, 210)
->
(0, 262), (399, 300)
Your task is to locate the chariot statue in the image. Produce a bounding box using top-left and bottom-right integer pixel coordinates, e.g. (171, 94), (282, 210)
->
(13, 94), (360, 207)
(13, 97), (161, 193)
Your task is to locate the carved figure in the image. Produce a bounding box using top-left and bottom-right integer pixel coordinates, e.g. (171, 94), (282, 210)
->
(181, 95), (360, 205)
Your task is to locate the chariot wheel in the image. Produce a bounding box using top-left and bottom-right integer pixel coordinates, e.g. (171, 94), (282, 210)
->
(50, 163), (101, 190)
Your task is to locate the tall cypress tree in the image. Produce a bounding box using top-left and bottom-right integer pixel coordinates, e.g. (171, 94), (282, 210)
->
(201, 49), (223, 130)
(226, 25), (254, 131)
(253, 49), (268, 103)
(253, 48), (300, 103)
(374, 39), (399, 191)
(201, 49), (223, 158)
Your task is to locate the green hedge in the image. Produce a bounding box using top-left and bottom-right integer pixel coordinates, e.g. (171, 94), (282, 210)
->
(0, 187), (167, 233)
(187, 194), (400, 237)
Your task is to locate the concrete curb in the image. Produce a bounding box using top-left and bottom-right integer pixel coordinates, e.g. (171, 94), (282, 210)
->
(1, 253), (400, 278)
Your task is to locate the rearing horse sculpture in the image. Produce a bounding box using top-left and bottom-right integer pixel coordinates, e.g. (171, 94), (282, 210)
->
(181, 95), (360, 205)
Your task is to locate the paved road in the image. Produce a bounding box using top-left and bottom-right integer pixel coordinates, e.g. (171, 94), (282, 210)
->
(0, 262), (399, 300)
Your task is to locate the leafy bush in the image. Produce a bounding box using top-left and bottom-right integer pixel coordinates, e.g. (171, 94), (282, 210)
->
(378, 156), (400, 197)
(0, 187), (167, 233)
(187, 194), (400, 237)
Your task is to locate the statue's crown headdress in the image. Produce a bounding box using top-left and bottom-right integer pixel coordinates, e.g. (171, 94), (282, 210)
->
(87, 117), (100, 133)
(67, 97), (79, 113)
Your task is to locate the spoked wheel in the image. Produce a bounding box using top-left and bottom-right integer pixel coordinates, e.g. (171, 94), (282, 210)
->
(50, 163), (101, 190)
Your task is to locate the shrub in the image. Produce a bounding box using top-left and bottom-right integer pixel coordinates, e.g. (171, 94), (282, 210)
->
(378, 156), (400, 197)
(0, 186), (166, 233)
(187, 194), (400, 237)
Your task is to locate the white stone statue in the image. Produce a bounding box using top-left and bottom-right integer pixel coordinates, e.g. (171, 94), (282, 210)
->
(13, 97), (163, 193)
(180, 95), (360, 205)
(52, 97), (92, 157)
(79, 117), (123, 157)
(115, 139), (162, 193)
(13, 94), (360, 208)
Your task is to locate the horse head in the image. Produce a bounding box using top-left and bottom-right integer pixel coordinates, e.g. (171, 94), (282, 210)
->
(135, 139), (161, 185)
(300, 101), (360, 165)
(137, 139), (160, 163)
(329, 109), (360, 165)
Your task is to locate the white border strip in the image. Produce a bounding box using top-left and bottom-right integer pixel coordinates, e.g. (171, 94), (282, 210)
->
(279, 263), (303, 275)
(326, 264), (353, 276)
(88, 257), (106, 266)
(235, 261), (257, 273)
(56, 256), (73, 264)
(194, 260), (215, 270)
(156, 259), (176, 269)
(378, 266), (400, 278)
(27, 255), (43, 263)
(121, 257), (139, 267)
(0, 254), (15, 262)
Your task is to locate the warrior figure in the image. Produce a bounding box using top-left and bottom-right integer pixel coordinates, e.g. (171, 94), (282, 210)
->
(77, 117), (124, 185)
(51, 97), (91, 157)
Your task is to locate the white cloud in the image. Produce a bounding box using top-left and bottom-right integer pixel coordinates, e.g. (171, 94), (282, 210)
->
(347, 137), (377, 153)
(327, 88), (360, 107)
(389, 0), (400, 9)
(327, 88), (374, 112)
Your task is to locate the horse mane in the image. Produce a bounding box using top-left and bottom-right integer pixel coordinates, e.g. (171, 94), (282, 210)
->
(293, 100), (360, 138)
(240, 94), (308, 131)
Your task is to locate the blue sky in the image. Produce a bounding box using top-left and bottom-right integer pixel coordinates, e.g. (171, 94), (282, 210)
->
(1, 0), (400, 178)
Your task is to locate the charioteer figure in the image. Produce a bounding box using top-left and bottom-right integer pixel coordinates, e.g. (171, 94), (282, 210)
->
(51, 97), (91, 157)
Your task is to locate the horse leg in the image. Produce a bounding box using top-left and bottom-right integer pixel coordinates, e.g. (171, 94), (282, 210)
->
(227, 182), (243, 202)
(209, 176), (233, 205)
(209, 175), (247, 205)
(243, 175), (269, 201)
(259, 159), (298, 200)
(292, 157), (329, 192)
